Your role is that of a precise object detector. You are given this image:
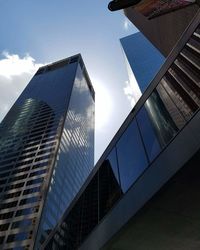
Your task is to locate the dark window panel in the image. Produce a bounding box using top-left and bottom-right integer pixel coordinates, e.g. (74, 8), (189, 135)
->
(79, 173), (99, 244)
(23, 186), (40, 195)
(0, 211), (14, 220)
(0, 236), (4, 245)
(27, 177), (44, 186)
(0, 223), (9, 231)
(16, 206), (39, 217)
(7, 231), (31, 243)
(99, 158), (122, 220)
(29, 169), (47, 178)
(0, 200), (18, 210)
(1, 191), (21, 200)
(5, 182), (24, 191)
(11, 218), (34, 229)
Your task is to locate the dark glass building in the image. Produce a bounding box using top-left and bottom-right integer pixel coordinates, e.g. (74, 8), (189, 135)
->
(120, 32), (165, 94)
(43, 10), (200, 250)
(0, 54), (95, 249)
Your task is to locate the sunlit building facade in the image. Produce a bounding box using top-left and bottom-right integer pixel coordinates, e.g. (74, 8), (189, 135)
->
(0, 54), (95, 249)
(43, 10), (200, 250)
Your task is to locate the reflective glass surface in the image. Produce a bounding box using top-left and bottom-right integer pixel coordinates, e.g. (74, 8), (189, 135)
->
(106, 147), (120, 183)
(145, 90), (179, 147)
(136, 105), (161, 161)
(99, 156), (122, 220)
(38, 64), (95, 246)
(116, 120), (148, 192)
(80, 174), (99, 243)
(156, 83), (186, 129)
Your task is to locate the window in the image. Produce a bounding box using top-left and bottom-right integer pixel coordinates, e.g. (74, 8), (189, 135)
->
(0, 200), (18, 210)
(29, 169), (47, 177)
(136, 105), (161, 162)
(0, 211), (14, 220)
(16, 206), (39, 217)
(2, 191), (21, 200)
(139, 89), (179, 149)
(12, 166), (30, 175)
(0, 236), (4, 245)
(99, 155), (121, 220)
(7, 232), (30, 243)
(9, 174), (28, 183)
(23, 186), (40, 195)
(116, 120), (148, 192)
(11, 218), (33, 229)
(27, 177), (44, 186)
(32, 162), (48, 170)
(0, 223), (9, 231)
(20, 196), (40, 206)
(5, 182), (24, 191)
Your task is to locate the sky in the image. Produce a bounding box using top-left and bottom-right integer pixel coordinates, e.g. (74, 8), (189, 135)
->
(0, 0), (138, 162)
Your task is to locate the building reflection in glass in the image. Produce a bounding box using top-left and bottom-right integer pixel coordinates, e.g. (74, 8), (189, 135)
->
(116, 120), (148, 192)
(45, 154), (122, 250)
(37, 64), (95, 247)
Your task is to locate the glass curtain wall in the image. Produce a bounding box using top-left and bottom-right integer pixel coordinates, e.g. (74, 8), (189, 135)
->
(36, 65), (95, 248)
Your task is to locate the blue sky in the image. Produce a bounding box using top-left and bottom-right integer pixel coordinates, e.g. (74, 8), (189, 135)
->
(0, 0), (138, 161)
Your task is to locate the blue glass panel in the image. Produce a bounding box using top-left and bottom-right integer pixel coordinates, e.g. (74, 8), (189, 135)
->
(116, 120), (148, 192)
(136, 105), (161, 162)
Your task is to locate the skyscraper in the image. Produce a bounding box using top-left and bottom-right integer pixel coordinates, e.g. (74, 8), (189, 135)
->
(120, 32), (164, 94)
(0, 54), (95, 249)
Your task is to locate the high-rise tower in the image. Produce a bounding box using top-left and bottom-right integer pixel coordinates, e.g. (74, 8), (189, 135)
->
(0, 54), (95, 250)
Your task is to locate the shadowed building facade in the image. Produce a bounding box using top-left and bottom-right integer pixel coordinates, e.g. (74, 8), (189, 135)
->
(0, 54), (95, 249)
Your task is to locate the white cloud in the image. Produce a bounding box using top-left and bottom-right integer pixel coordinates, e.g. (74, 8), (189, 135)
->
(123, 19), (131, 31)
(91, 77), (113, 131)
(0, 52), (44, 122)
(123, 80), (136, 107)
(0, 51), (43, 79)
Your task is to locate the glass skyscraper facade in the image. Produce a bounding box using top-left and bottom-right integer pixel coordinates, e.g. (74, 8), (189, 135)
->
(0, 54), (95, 250)
(120, 32), (165, 94)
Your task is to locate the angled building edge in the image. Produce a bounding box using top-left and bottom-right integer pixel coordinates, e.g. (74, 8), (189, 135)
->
(0, 54), (95, 250)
